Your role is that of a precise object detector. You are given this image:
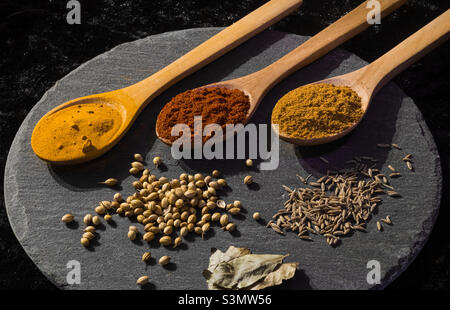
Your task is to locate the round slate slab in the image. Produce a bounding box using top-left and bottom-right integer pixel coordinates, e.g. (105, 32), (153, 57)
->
(4, 28), (441, 290)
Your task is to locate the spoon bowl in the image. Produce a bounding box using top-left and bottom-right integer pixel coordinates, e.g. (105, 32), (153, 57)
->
(31, 89), (137, 164)
(274, 9), (449, 146)
(272, 73), (371, 146)
(155, 80), (258, 145)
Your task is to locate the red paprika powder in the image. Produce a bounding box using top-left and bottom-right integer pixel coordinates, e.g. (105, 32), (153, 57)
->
(156, 87), (250, 143)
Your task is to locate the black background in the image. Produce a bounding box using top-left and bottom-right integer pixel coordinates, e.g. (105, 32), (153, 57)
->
(0, 0), (449, 289)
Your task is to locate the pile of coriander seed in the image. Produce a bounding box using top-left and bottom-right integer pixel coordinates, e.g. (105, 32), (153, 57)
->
(74, 154), (242, 249)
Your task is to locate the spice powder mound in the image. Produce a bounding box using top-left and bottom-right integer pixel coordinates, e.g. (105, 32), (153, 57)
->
(156, 87), (250, 143)
(31, 103), (122, 162)
(271, 83), (364, 139)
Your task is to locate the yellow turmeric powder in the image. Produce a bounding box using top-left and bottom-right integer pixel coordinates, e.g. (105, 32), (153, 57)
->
(271, 83), (363, 139)
(31, 103), (122, 163)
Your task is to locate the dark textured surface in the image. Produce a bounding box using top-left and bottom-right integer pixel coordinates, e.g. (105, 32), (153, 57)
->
(0, 0), (449, 289)
(3, 28), (442, 290)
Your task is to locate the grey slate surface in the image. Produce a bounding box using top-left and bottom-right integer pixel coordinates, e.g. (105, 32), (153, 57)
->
(4, 28), (441, 290)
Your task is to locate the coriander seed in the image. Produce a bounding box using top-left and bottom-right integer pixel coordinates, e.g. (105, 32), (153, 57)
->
(83, 214), (93, 225)
(84, 226), (96, 233)
(153, 156), (161, 167)
(202, 222), (210, 233)
(114, 193), (123, 202)
(163, 226), (173, 235)
(129, 225), (139, 233)
(216, 200), (226, 209)
(159, 236), (172, 246)
(80, 237), (90, 247)
(136, 276), (149, 286)
(206, 201), (216, 210)
(226, 223), (236, 232)
(194, 173), (204, 181)
(142, 252), (151, 262)
(100, 178), (118, 187)
(159, 256), (171, 265)
(194, 226), (202, 235)
(83, 232), (95, 240)
(134, 153), (144, 162)
(61, 214), (74, 223)
(132, 181), (143, 190)
(92, 215), (101, 226)
(99, 201), (111, 209)
(174, 237), (182, 248)
(143, 232), (155, 242)
(228, 208), (240, 215)
(94, 205), (106, 215)
(208, 181), (219, 190)
(184, 190), (196, 199)
(195, 180), (206, 188)
(212, 212), (221, 222)
(125, 210), (133, 217)
(217, 179), (227, 187)
(129, 167), (139, 175)
(128, 230), (137, 241)
(219, 214), (229, 226)
(207, 187), (216, 196)
(180, 227), (188, 237)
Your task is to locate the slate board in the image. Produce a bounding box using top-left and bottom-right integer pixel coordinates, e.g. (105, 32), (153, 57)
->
(4, 28), (442, 290)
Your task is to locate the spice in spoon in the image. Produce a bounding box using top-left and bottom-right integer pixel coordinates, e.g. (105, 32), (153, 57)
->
(31, 103), (122, 162)
(272, 83), (364, 139)
(156, 87), (250, 143)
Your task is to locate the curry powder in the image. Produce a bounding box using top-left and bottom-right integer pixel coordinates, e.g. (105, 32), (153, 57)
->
(271, 83), (363, 139)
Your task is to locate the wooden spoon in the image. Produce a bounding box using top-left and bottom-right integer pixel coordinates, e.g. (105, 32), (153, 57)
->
(156, 0), (407, 145)
(275, 9), (450, 146)
(31, 0), (304, 164)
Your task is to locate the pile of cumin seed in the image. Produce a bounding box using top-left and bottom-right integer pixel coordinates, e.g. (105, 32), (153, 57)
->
(268, 144), (411, 246)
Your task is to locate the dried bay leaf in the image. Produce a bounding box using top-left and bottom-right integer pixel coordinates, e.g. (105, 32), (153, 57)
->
(207, 246), (251, 272)
(248, 262), (298, 290)
(203, 246), (299, 290)
(212, 254), (286, 289)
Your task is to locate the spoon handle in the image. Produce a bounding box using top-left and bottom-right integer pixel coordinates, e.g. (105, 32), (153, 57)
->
(124, 0), (303, 107)
(356, 9), (450, 96)
(247, 0), (406, 97)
